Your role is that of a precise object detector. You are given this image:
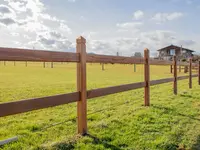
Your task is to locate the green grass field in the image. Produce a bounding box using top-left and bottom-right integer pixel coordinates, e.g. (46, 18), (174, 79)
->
(1, 61), (200, 150)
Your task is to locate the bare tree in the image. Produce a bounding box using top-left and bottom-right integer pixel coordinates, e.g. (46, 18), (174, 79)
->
(134, 52), (142, 58)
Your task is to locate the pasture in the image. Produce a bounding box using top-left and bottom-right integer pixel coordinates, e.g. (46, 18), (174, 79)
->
(0, 62), (200, 150)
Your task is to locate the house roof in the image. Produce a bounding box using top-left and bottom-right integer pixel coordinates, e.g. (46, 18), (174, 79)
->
(157, 45), (195, 52)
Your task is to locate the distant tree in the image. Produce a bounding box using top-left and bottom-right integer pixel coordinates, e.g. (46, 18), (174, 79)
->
(134, 52), (142, 57)
(181, 58), (187, 62)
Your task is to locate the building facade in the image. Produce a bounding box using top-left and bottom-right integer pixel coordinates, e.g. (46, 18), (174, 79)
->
(157, 45), (194, 61)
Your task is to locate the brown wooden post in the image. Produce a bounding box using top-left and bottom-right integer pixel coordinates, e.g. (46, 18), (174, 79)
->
(43, 62), (45, 68)
(134, 64), (136, 72)
(76, 36), (87, 135)
(189, 58), (192, 89)
(51, 62), (53, 68)
(25, 61), (27, 67)
(170, 65), (173, 73)
(102, 63), (104, 71)
(198, 61), (200, 85)
(173, 56), (177, 95)
(179, 65), (181, 73)
(184, 66), (188, 73)
(144, 48), (150, 106)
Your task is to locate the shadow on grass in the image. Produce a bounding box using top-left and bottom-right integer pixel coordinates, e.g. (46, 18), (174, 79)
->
(152, 105), (200, 122)
(180, 94), (193, 98)
(52, 141), (75, 150)
(191, 135), (200, 150)
(85, 133), (122, 150)
(41, 134), (121, 150)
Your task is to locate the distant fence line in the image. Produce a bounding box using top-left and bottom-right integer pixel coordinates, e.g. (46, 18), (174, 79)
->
(0, 36), (199, 135)
(1, 59), (198, 73)
(0, 61), (67, 68)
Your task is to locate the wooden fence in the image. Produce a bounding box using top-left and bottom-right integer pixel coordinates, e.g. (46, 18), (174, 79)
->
(0, 36), (200, 135)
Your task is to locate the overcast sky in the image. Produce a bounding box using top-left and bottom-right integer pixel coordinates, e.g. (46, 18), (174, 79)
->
(0, 0), (199, 56)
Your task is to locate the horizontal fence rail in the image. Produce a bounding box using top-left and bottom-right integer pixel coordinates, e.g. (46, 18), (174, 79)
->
(0, 36), (200, 136)
(0, 74), (198, 118)
(149, 59), (173, 66)
(150, 77), (174, 85)
(87, 54), (144, 64)
(0, 92), (80, 117)
(0, 47), (80, 62)
(0, 47), (199, 66)
(87, 82), (146, 99)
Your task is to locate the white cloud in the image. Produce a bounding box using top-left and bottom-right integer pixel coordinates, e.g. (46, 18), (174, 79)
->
(85, 28), (197, 56)
(152, 12), (183, 23)
(178, 39), (196, 46)
(0, 17), (16, 25)
(0, 0), (73, 51)
(0, 4), (13, 14)
(133, 10), (144, 20)
(0, 0), (197, 56)
(35, 31), (73, 50)
(116, 22), (143, 29)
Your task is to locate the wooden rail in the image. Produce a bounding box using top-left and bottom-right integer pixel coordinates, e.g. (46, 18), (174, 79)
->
(87, 82), (145, 99)
(87, 54), (144, 64)
(0, 47), (80, 62)
(0, 36), (200, 135)
(149, 59), (173, 65)
(0, 92), (80, 117)
(0, 74), (198, 117)
(150, 78), (174, 86)
(0, 47), (198, 66)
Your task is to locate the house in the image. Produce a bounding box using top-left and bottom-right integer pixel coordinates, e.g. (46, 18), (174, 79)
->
(157, 45), (194, 61)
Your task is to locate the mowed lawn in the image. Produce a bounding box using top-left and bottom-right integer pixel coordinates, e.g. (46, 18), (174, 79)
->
(1, 62), (200, 150)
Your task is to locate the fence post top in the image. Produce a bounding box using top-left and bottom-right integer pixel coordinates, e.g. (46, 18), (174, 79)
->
(77, 36), (86, 44)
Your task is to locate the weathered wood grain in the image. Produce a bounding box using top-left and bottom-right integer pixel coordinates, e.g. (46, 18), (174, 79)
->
(87, 82), (145, 99)
(144, 49), (150, 106)
(87, 54), (144, 64)
(149, 59), (173, 65)
(0, 92), (80, 117)
(150, 78), (174, 86)
(0, 47), (80, 62)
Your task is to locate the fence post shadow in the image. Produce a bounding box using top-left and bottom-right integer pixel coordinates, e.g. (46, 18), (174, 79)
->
(85, 133), (122, 150)
(191, 135), (200, 150)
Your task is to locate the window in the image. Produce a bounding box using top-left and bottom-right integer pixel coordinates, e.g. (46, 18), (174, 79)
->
(170, 49), (175, 55)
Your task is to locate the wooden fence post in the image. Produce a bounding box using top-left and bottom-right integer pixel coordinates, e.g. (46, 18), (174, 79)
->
(51, 62), (53, 68)
(198, 61), (200, 85)
(184, 66), (188, 73)
(102, 63), (104, 71)
(170, 65), (173, 73)
(189, 58), (192, 89)
(173, 56), (177, 95)
(144, 48), (150, 106)
(76, 36), (87, 135)
(43, 62), (45, 68)
(134, 64), (136, 72)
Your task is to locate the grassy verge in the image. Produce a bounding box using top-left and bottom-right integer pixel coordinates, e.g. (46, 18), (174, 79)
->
(0, 62), (200, 150)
